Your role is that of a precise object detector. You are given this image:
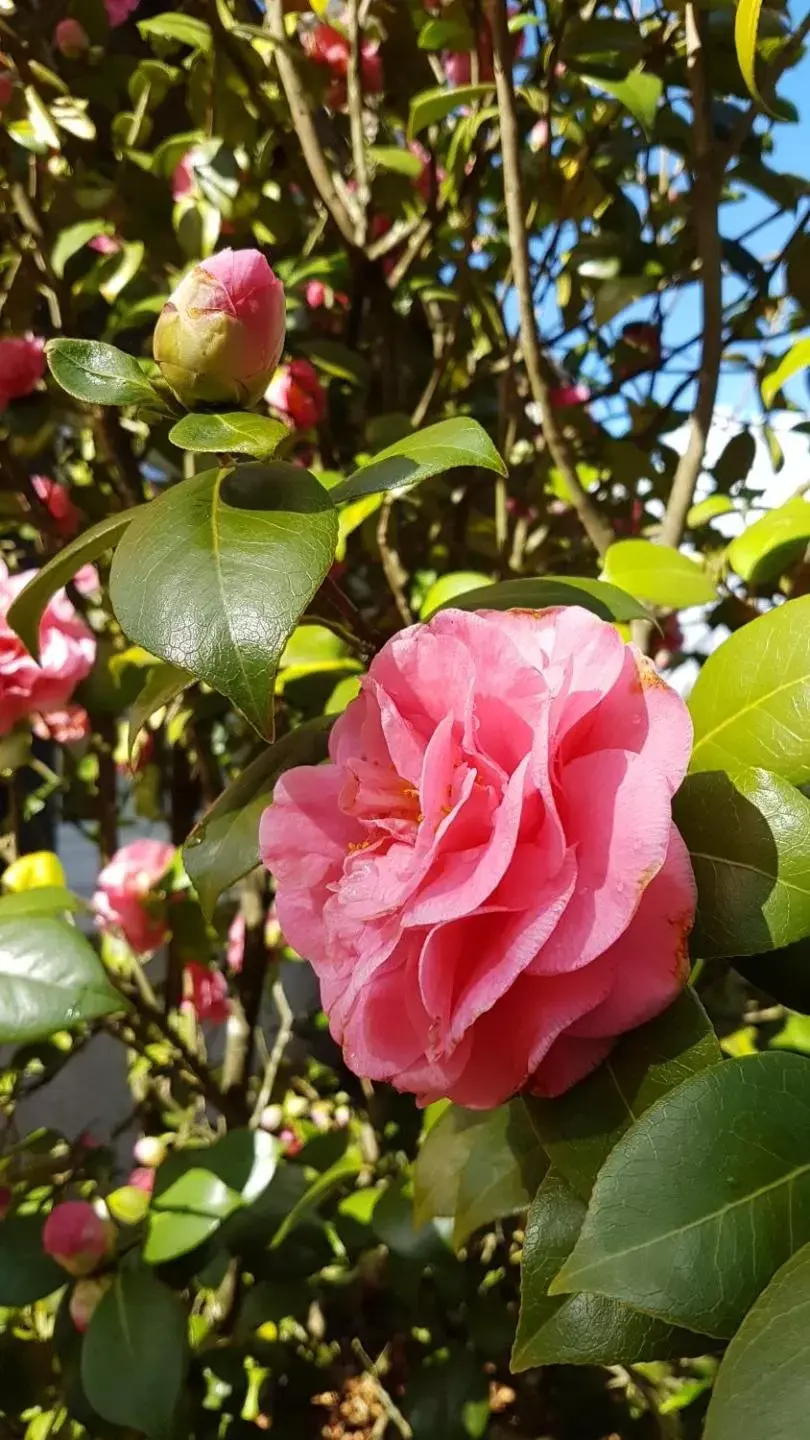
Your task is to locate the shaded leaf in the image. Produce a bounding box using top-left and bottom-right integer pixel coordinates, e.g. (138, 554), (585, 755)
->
(129, 662), (193, 759)
(435, 575), (651, 624)
(145, 1130), (277, 1264)
(727, 497), (810, 587)
(0, 1216), (65, 1306)
(0, 917), (121, 1043)
(331, 419), (506, 505)
(82, 1269), (188, 1439)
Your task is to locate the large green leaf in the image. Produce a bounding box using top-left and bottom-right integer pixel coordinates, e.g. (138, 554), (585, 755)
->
(761, 339), (810, 406)
(145, 1129), (277, 1264)
(603, 539), (717, 608)
(734, 0), (765, 104)
(46, 338), (159, 407)
(525, 989), (720, 1199)
(552, 1052), (810, 1338)
(8, 509), (141, 660)
(0, 1216), (65, 1306)
(432, 575), (651, 624)
(183, 718), (334, 918)
(513, 1171), (702, 1369)
(674, 767), (810, 959)
(110, 463), (339, 738)
(727, 498), (810, 587)
(0, 917), (121, 1043)
(169, 412), (288, 460)
(330, 419), (506, 505)
(703, 1240), (810, 1440)
(408, 84), (495, 139)
(689, 597), (810, 782)
(82, 1269), (189, 1440)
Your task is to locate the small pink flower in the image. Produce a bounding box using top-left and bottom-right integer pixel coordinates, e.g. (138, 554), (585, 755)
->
(88, 234), (121, 256)
(69, 1276), (111, 1332)
(54, 19), (89, 58)
(93, 839), (176, 953)
(32, 705), (91, 745)
(183, 962), (229, 1024)
(42, 1201), (115, 1277)
(128, 1166), (156, 1194)
(31, 475), (81, 538)
(104, 0), (140, 26)
(172, 151), (196, 202)
(529, 119), (549, 151)
(549, 383), (590, 409)
(260, 607), (696, 1107)
(0, 336), (45, 410)
(226, 913), (246, 973)
(265, 359), (326, 431)
(279, 1128), (303, 1157)
(0, 561), (96, 738)
(305, 280), (327, 309)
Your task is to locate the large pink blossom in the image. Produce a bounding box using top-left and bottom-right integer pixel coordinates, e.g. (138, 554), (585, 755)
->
(260, 606), (695, 1108)
(94, 839), (176, 953)
(0, 336), (45, 410)
(0, 561), (96, 737)
(104, 0), (140, 26)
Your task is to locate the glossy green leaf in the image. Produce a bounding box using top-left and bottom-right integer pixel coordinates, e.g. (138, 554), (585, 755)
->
(761, 339), (810, 406)
(453, 1102), (548, 1249)
(414, 1107), (489, 1227)
(704, 1240), (810, 1440)
(727, 498), (810, 586)
(145, 1129), (277, 1264)
(552, 1052), (810, 1338)
(169, 412), (288, 460)
(331, 419), (506, 505)
(525, 989), (720, 1198)
(183, 718), (334, 917)
(368, 145), (426, 178)
(673, 767), (810, 959)
(0, 887), (85, 919)
(0, 917), (121, 1043)
(0, 1216), (65, 1306)
(408, 84), (495, 139)
(110, 463), (339, 737)
(735, 0), (765, 104)
(689, 597), (810, 782)
(579, 66), (662, 135)
(603, 539), (717, 608)
(271, 1149), (364, 1249)
(513, 1171), (701, 1369)
(8, 509), (141, 661)
(46, 338), (159, 408)
(687, 495), (734, 528)
(420, 571), (493, 617)
(436, 575), (652, 624)
(129, 662), (193, 759)
(82, 1269), (189, 1439)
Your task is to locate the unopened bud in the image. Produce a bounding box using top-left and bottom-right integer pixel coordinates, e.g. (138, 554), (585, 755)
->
(42, 1200), (116, 1277)
(54, 19), (90, 59)
(133, 1135), (167, 1169)
(4, 850), (67, 892)
(69, 1276), (111, 1332)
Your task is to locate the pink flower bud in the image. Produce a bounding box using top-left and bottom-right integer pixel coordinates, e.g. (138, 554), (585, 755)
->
(549, 383), (590, 409)
(305, 280), (327, 309)
(0, 336), (45, 411)
(88, 234), (121, 256)
(31, 475), (81, 538)
(183, 962), (230, 1024)
(69, 1276), (111, 1332)
(133, 1136), (167, 1169)
(153, 248), (286, 410)
(105, 0), (140, 26)
(128, 1166), (156, 1194)
(42, 1201), (115, 1278)
(54, 19), (89, 58)
(93, 839), (176, 954)
(265, 359), (326, 431)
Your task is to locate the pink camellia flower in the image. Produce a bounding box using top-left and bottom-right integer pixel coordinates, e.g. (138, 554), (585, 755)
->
(153, 248), (286, 409)
(0, 561), (96, 738)
(549, 383), (590, 408)
(31, 475), (81, 538)
(104, 0), (140, 26)
(32, 705), (91, 745)
(172, 151), (196, 202)
(183, 962), (229, 1024)
(69, 1276), (111, 1332)
(93, 839), (176, 953)
(266, 359), (326, 430)
(260, 606), (696, 1108)
(42, 1201), (115, 1277)
(88, 234), (121, 257)
(302, 21), (383, 107)
(0, 336), (45, 410)
(54, 19), (89, 58)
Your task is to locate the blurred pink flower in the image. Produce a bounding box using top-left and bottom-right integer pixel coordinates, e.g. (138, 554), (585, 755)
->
(88, 234), (121, 256)
(549, 383), (590, 408)
(104, 0), (140, 26)
(266, 359), (326, 431)
(184, 962), (229, 1024)
(128, 1167), (156, 1195)
(172, 151), (196, 202)
(0, 561), (96, 738)
(302, 21), (383, 107)
(0, 336), (45, 410)
(54, 19), (89, 58)
(94, 839), (176, 953)
(32, 705), (91, 745)
(31, 475), (81, 538)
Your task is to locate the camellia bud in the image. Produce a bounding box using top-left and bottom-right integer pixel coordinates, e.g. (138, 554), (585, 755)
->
(69, 1276), (111, 1332)
(54, 19), (90, 59)
(42, 1200), (116, 1278)
(153, 248), (286, 410)
(133, 1135), (167, 1169)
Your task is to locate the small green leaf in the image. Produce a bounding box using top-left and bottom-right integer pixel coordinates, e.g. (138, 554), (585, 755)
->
(687, 495), (734, 528)
(0, 917), (121, 1043)
(0, 887), (85, 919)
(735, 0), (766, 105)
(0, 1216), (65, 1306)
(552, 1052), (810, 1338)
(145, 1130), (277, 1264)
(300, 338), (369, 387)
(689, 596), (810, 782)
(728, 498), (810, 586)
(7, 509), (141, 661)
(579, 66), (662, 135)
(138, 12), (212, 49)
(603, 539), (717, 608)
(184, 718), (334, 918)
(52, 221), (114, 278)
(762, 339), (810, 406)
(674, 766), (810, 959)
(434, 575), (652, 624)
(82, 1269), (189, 1440)
(420, 571), (493, 617)
(331, 419), (506, 505)
(110, 464), (339, 738)
(409, 83), (496, 139)
(129, 662), (193, 759)
(417, 18), (473, 52)
(46, 339), (159, 408)
(169, 412), (289, 460)
(368, 145), (426, 178)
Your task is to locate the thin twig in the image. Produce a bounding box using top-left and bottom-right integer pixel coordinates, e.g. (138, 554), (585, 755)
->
(346, 0), (369, 246)
(376, 499), (413, 625)
(250, 979), (294, 1128)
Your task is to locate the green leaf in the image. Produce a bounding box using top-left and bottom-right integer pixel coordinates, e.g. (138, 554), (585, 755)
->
(110, 463), (339, 738)
(408, 84), (495, 139)
(579, 66), (662, 135)
(145, 1129), (277, 1264)
(453, 1102), (548, 1249)
(417, 18), (473, 52)
(552, 1051), (810, 1337)
(513, 1171), (702, 1369)
(414, 1107), (489, 1227)
(271, 1150), (364, 1249)
(734, 938), (810, 1014)
(420, 571), (493, 617)
(332, 419), (506, 505)
(687, 495), (734, 528)
(129, 662), (193, 759)
(0, 1216), (65, 1306)
(714, 429), (756, 490)
(525, 989), (721, 1199)
(673, 767), (810, 959)
(689, 596), (810, 782)
(433, 575), (652, 624)
(603, 539), (717, 608)
(0, 917), (121, 1043)
(762, 339), (810, 406)
(594, 276), (656, 327)
(46, 339), (159, 408)
(81, 1269), (189, 1439)
(0, 887), (85, 919)
(183, 719), (334, 918)
(368, 146), (426, 178)
(8, 510), (141, 661)
(727, 498), (810, 586)
(52, 221), (114, 278)
(703, 1240), (810, 1440)
(138, 12), (212, 49)
(169, 412), (289, 460)
(735, 0), (766, 105)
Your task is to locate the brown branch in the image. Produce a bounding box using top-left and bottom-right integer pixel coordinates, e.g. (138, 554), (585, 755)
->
(488, 0), (613, 558)
(376, 499), (413, 626)
(346, 0), (370, 246)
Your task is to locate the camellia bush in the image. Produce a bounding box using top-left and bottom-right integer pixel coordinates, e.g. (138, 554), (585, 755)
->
(2, 0), (810, 1436)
